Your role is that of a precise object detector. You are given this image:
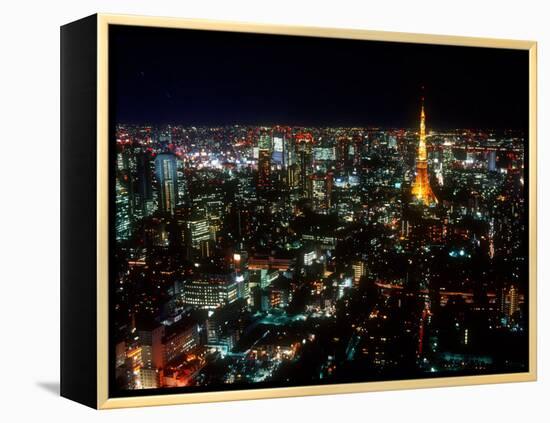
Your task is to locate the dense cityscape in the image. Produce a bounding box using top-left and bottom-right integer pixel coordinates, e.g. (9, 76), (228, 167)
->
(111, 102), (528, 393)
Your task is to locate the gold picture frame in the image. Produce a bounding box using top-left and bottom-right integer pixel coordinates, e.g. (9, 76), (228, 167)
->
(61, 13), (537, 409)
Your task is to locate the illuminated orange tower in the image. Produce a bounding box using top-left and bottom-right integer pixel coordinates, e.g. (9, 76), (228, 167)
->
(411, 98), (437, 205)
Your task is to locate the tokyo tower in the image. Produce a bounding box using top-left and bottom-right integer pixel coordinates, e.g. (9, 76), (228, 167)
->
(411, 98), (437, 205)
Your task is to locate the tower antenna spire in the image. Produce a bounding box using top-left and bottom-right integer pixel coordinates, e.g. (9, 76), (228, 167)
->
(411, 92), (437, 205)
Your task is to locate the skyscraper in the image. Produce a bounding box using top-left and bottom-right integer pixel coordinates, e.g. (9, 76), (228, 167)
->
(155, 153), (178, 215)
(488, 150), (497, 172)
(352, 260), (367, 285)
(336, 137), (351, 170)
(295, 133), (314, 198)
(411, 99), (437, 205)
(115, 177), (131, 241)
(504, 285), (520, 318)
(310, 172), (333, 211)
(257, 130), (272, 192)
(136, 151), (155, 217)
(272, 130), (286, 167)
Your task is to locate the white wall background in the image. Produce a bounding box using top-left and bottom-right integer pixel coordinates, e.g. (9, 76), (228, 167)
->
(0, 0), (547, 420)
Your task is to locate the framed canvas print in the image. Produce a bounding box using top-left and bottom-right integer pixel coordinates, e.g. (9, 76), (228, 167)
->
(60, 14), (537, 409)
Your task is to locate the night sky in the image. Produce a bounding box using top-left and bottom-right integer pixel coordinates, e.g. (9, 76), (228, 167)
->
(110, 25), (529, 130)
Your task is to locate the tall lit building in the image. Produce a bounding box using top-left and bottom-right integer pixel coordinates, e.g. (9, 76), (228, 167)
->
(411, 99), (437, 205)
(115, 150), (135, 241)
(352, 133), (363, 166)
(272, 131), (286, 167)
(115, 177), (131, 241)
(164, 320), (201, 364)
(336, 137), (349, 170)
(155, 153), (178, 215)
(352, 260), (367, 285)
(184, 217), (212, 248)
(136, 151), (155, 217)
(336, 135), (363, 170)
(136, 324), (166, 370)
(310, 172), (333, 211)
(503, 285), (520, 318)
(295, 133), (314, 198)
(488, 150), (497, 172)
(257, 130), (272, 191)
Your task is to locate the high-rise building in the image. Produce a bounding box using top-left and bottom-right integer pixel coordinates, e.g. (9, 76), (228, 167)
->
(115, 149), (136, 241)
(176, 158), (188, 204)
(184, 217), (212, 248)
(352, 260), (367, 285)
(502, 285), (520, 318)
(295, 133), (314, 198)
(488, 150), (497, 172)
(352, 133), (363, 166)
(310, 172), (333, 211)
(115, 177), (131, 241)
(137, 324), (166, 370)
(272, 131), (286, 166)
(136, 151), (154, 216)
(164, 320), (200, 364)
(388, 135), (398, 150)
(336, 137), (353, 170)
(236, 169), (257, 204)
(411, 99), (437, 205)
(257, 130), (272, 192)
(155, 153), (178, 215)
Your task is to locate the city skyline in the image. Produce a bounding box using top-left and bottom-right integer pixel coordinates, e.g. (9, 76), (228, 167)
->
(109, 25), (528, 396)
(111, 104), (528, 394)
